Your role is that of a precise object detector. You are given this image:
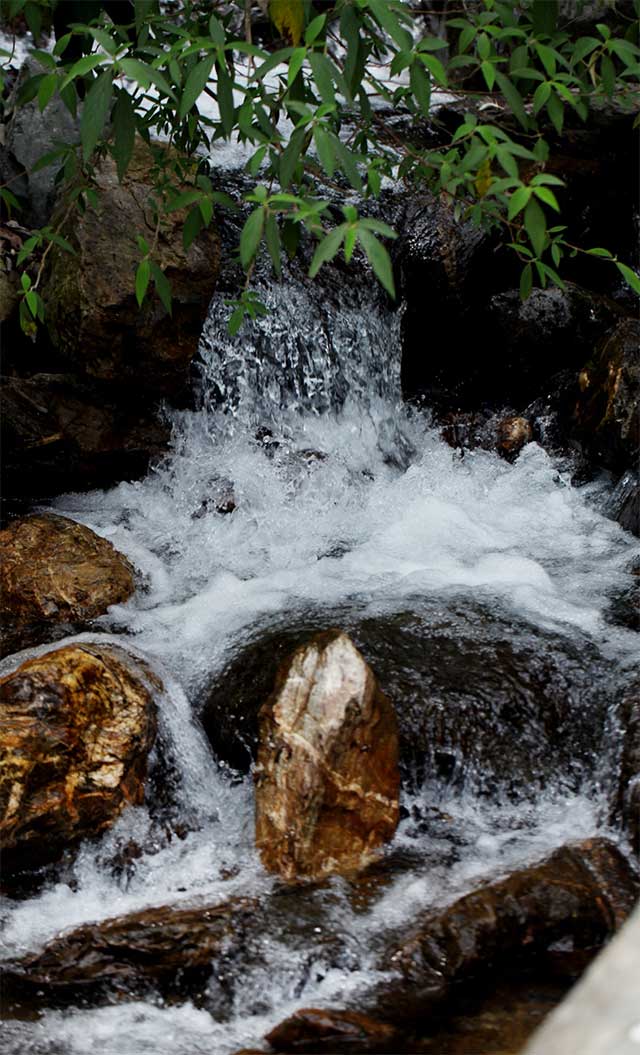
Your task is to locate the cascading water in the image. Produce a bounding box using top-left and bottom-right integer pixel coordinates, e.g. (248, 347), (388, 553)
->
(1, 245), (639, 1055)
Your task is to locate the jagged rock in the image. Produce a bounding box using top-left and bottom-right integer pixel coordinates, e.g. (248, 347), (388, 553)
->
(0, 373), (170, 508)
(440, 411), (533, 459)
(255, 632), (400, 881)
(266, 1007), (398, 1053)
(42, 138), (220, 399)
(0, 642), (158, 871)
(0, 513), (135, 658)
(497, 415), (533, 458)
(200, 603), (612, 798)
(573, 318), (640, 475)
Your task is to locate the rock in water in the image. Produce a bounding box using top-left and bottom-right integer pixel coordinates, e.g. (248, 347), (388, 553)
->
(254, 631), (399, 881)
(0, 513), (136, 658)
(0, 643), (158, 871)
(266, 1007), (399, 1053)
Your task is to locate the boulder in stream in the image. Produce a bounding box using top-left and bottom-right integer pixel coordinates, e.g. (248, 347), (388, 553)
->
(265, 1006), (399, 1053)
(255, 632), (400, 881)
(0, 513), (135, 658)
(0, 642), (158, 872)
(200, 603), (612, 798)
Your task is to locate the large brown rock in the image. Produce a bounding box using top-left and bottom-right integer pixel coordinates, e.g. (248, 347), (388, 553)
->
(0, 513), (135, 658)
(0, 642), (158, 871)
(42, 138), (220, 399)
(266, 1008), (399, 1053)
(254, 631), (400, 881)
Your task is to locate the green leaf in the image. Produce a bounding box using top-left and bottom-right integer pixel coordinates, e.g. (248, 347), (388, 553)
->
(86, 26), (119, 55)
(459, 24), (475, 53)
(535, 43), (557, 76)
(533, 186), (560, 211)
(217, 62), (235, 135)
(359, 218), (398, 238)
(357, 228), (395, 298)
(287, 46), (306, 86)
(410, 60), (431, 116)
(183, 206), (203, 250)
(524, 196), (547, 258)
(150, 261), (173, 314)
(21, 272), (31, 292)
(179, 56), (214, 119)
(208, 13), (225, 45)
(519, 262), (533, 299)
(600, 54), (616, 95)
(477, 33), (490, 61)
(135, 257), (150, 307)
(60, 54), (109, 92)
(25, 289), (39, 317)
(616, 261), (640, 295)
(81, 69), (113, 161)
(37, 74), (58, 112)
(308, 52), (335, 104)
(17, 235), (39, 264)
(309, 224), (346, 277)
(495, 72), (529, 128)
(344, 226), (357, 263)
(228, 306), (244, 336)
(313, 125), (335, 177)
(508, 185), (531, 219)
(546, 91), (564, 133)
(333, 138), (363, 192)
(571, 37), (600, 64)
(279, 127), (306, 188)
(305, 13), (327, 44)
(265, 212), (281, 276)
(420, 53), (448, 86)
(112, 90), (136, 182)
(481, 60), (496, 90)
(533, 0), (557, 37)
(532, 80), (551, 113)
(240, 207), (265, 268)
(367, 0), (413, 50)
(119, 59), (176, 100)
(586, 247), (613, 258)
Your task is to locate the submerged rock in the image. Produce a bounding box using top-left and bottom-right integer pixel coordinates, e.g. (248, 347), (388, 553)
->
(200, 603), (611, 798)
(0, 643), (158, 871)
(0, 513), (135, 658)
(266, 1007), (398, 1053)
(42, 138), (220, 400)
(255, 632), (400, 881)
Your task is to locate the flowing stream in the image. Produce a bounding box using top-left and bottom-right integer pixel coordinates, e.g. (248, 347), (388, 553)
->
(1, 250), (639, 1055)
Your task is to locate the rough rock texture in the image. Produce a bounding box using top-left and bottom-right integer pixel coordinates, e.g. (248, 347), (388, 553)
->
(0, 513), (135, 658)
(200, 603), (613, 798)
(255, 632), (400, 881)
(0, 373), (170, 509)
(2, 838), (635, 1026)
(0, 643), (158, 871)
(372, 838), (639, 1026)
(266, 1007), (399, 1053)
(42, 138), (220, 399)
(573, 319), (640, 475)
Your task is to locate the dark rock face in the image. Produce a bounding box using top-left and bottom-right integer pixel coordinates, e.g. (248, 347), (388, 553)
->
(573, 319), (640, 474)
(0, 373), (170, 510)
(0, 643), (158, 872)
(42, 138), (220, 400)
(199, 603), (611, 797)
(0, 513), (135, 658)
(611, 679), (640, 856)
(2, 838), (635, 1025)
(255, 632), (400, 881)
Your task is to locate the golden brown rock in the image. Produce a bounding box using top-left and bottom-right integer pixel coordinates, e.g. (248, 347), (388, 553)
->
(497, 415), (533, 458)
(0, 513), (135, 636)
(0, 642), (158, 870)
(255, 631), (399, 882)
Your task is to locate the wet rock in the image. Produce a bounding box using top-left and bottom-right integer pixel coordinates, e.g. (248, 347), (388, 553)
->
(603, 470), (640, 537)
(0, 642), (158, 871)
(0, 513), (135, 658)
(42, 138), (220, 400)
(440, 411), (533, 460)
(191, 477), (236, 518)
(0, 373), (170, 509)
(255, 632), (400, 881)
(266, 1007), (399, 1053)
(573, 318), (640, 475)
(497, 415), (533, 459)
(372, 838), (639, 1025)
(200, 603), (612, 798)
